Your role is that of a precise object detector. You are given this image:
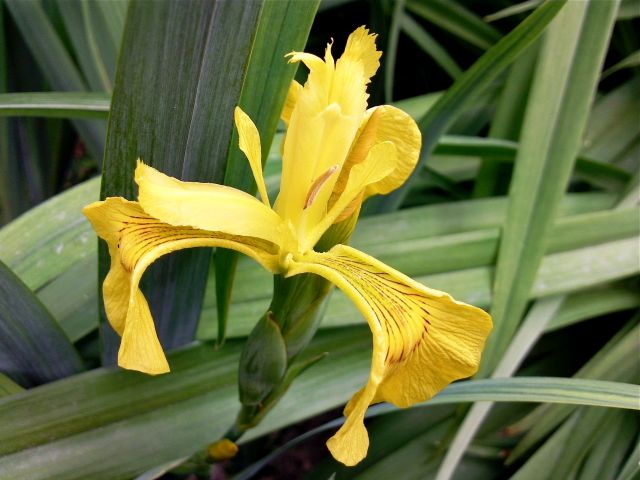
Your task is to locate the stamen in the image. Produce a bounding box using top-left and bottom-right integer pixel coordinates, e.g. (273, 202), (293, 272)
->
(304, 165), (339, 209)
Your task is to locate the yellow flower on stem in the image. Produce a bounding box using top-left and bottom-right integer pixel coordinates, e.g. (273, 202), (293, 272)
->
(84, 26), (492, 466)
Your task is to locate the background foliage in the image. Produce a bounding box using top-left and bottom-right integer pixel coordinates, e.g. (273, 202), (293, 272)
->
(0, 0), (638, 479)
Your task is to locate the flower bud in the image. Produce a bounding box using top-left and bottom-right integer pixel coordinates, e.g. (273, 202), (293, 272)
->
(238, 313), (287, 406)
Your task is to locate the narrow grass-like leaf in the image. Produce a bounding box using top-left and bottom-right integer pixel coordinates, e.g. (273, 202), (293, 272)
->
(93, 0), (128, 49)
(81, 0), (121, 88)
(0, 373), (22, 397)
(478, 0), (619, 376)
(617, 0), (640, 19)
(434, 296), (565, 480)
(547, 283), (639, 332)
(5, 0), (106, 158)
(384, 0), (405, 103)
(99, 0), (263, 363)
(473, 42), (537, 196)
(582, 79), (640, 164)
(0, 260), (83, 387)
(405, 0), (501, 50)
(579, 410), (637, 480)
(5, 0), (85, 91)
(484, 0), (542, 23)
(0, 92), (110, 119)
(437, 136), (631, 190)
(616, 440), (640, 480)
(213, 0), (318, 345)
(400, 11), (462, 80)
(57, 0), (115, 92)
(374, 0), (567, 212)
(602, 50), (640, 79)
(0, 2), (18, 224)
(511, 404), (630, 479)
(507, 321), (639, 463)
(426, 378), (639, 410)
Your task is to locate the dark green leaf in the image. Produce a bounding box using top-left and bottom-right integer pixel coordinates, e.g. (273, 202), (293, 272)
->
(0, 259), (83, 386)
(99, 0), (264, 363)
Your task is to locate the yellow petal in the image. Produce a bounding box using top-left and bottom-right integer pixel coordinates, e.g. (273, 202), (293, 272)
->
(363, 105), (421, 197)
(303, 141), (396, 251)
(275, 103), (359, 238)
(287, 244), (492, 466)
(340, 26), (381, 82)
(281, 80), (302, 126)
(234, 107), (270, 207)
(332, 26), (381, 116)
(277, 28), (381, 236)
(135, 160), (282, 245)
(327, 105), (420, 224)
(83, 198), (280, 374)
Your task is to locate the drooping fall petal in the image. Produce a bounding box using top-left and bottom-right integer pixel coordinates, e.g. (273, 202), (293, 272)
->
(135, 161), (282, 245)
(287, 244), (492, 466)
(83, 198), (279, 374)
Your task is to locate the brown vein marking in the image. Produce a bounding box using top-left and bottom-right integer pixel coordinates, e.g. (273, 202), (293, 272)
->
(322, 253), (432, 365)
(115, 217), (278, 273)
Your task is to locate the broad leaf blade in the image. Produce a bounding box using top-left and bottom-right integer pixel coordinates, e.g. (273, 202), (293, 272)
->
(0, 260), (83, 387)
(99, 0), (264, 363)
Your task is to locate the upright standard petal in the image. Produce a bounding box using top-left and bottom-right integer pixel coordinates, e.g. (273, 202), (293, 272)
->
(83, 198), (280, 374)
(303, 141), (397, 251)
(360, 105), (421, 197)
(234, 107), (270, 207)
(275, 27), (381, 237)
(280, 80), (302, 127)
(135, 161), (282, 245)
(287, 244), (492, 466)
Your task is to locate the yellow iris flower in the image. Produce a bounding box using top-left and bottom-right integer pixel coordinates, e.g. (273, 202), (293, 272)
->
(84, 26), (491, 466)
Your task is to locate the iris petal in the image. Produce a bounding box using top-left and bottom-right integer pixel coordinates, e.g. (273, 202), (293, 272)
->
(234, 107), (270, 207)
(304, 141), (396, 251)
(287, 244), (492, 466)
(135, 161), (282, 245)
(362, 105), (421, 197)
(83, 198), (279, 374)
(277, 27), (381, 238)
(280, 80), (302, 127)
